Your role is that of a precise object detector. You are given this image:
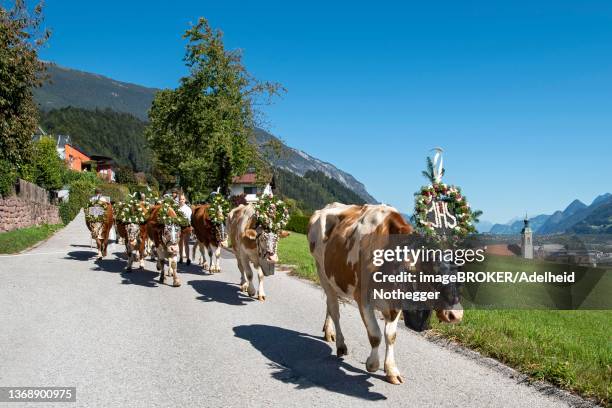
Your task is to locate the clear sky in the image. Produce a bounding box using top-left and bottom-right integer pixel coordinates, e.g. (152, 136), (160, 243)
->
(38, 0), (611, 223)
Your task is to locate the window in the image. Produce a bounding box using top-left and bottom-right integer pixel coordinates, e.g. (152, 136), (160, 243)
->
(243, 186), (257, 195)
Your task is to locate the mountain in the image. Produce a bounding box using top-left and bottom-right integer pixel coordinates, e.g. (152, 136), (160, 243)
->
(255, 129), (377, 203)
(34, 63), (377, 203)
(274, 168), (366, 212)
(490, 194), (612, 235)
(489, 214), (550, 235)
(477, 220), (493, 233)
(38, 107), (151, 172)
(35, 64), (157, 121)
(538, 197), (606, 234)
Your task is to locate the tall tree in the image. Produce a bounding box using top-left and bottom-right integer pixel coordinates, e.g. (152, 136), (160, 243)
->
(0, 0), (49, 171)
(146, 18), (282, 199)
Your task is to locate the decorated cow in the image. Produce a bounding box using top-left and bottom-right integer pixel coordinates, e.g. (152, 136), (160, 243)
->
(228, 195), (290, 301)
(191, 194), (230, 273)
(145, 198), (191, 287)
(85, 199), (114, 259)
(115, 195), (150, 271)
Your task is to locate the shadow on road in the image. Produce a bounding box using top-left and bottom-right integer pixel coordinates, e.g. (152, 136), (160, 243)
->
(188, 280), (255, 306)
(65, 250), (97, 261)
(120, 270), (160, 288)
(233, 325), (387, 401)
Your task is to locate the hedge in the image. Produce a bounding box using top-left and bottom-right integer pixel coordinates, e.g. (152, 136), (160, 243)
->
(285, 214), (310, 234)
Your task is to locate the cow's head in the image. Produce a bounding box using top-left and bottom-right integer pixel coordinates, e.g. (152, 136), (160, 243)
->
(125, 223), (141, 250)
(214, 222), (229, 248)
(162, 224), (181, 255)
(245, 227), (290, 265)
(403, 261), (463, 332)
(90, 222), (103, 240)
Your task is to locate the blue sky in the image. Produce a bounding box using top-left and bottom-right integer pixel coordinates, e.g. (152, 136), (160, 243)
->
(38, 0), (612, 223)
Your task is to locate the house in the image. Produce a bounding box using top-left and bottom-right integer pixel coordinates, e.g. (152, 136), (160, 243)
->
(83, 155), (116, 182)
(230, 170), (275, 203)
(32, 132), (91, 171)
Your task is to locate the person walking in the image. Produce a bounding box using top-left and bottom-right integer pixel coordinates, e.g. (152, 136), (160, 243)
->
(178, 194), (192, 265)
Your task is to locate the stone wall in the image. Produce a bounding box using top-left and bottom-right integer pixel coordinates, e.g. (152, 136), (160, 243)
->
(0, 179), (61, 233)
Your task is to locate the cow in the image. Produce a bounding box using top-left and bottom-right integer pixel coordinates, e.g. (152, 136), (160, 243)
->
(308, 203), (464, 385)
(145, 204), (185, 287)
(116, 222), (147, 271)
(191, 204), (228, 273)
(228, 204), (289, 301)
(85, 202), (114, 259)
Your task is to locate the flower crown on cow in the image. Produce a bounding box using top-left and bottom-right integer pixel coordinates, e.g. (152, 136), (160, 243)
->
(253, 194), (290, 233)
(157, 197), (190, 227)
(115, 193), (149, 225)
(85, 199), (109, 224)
(413, 151), (481, 243)
(207, 193), (230, 225)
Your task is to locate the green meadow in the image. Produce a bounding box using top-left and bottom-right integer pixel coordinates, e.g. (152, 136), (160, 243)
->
(278, 232), (612, 405)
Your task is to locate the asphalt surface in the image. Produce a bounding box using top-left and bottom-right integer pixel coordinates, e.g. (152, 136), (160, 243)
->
(0, 212), (574, 407)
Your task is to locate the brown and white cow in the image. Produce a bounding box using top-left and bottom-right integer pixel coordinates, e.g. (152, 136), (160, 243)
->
(228, 204), (289, 301)
(116, 222), (147, 271)
(86, 203), (114, 259)
(145, 205), (185, 287)
(191, 204), (228, 273)
(308, 203), (463, 385)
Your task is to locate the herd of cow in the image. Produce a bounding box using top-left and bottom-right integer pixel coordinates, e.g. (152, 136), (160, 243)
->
(84, 199), (464, 386)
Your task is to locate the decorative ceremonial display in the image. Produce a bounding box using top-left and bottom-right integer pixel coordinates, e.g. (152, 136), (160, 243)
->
(156, 197), (190, 227)
(115, 193), (149, 224)
(85, 200), (109, 224)
(208, 193), (230, 225)
(253, 194), (290, 233)
(413, 148), (481, 242)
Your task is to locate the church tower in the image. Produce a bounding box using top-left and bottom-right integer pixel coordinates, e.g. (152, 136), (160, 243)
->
(521, 214), (533, 259)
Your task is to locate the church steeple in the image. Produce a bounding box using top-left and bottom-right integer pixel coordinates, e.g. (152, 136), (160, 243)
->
(521, 212), (533, 259)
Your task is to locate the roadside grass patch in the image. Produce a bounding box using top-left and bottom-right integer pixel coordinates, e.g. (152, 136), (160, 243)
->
(276, 232), (612, 405)
(0, 224), (63, 254)
(277, 232), (318, 282)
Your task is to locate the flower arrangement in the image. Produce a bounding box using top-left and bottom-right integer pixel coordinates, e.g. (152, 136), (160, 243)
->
(85, 200), (109, 224)
(413, 182), (480, 242)
(156, 196), (190, 227)
(115, 193), (149, 225)
(208, 194), (230, 225)
(253, 195), (290, 233)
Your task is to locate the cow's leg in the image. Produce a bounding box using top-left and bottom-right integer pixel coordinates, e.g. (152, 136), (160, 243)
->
(102, 238), (108, 257)
(96, 238), (102, 259)
(157, 247), (165, 284)
(327, 292), (347, 357)
(207, 246), (215, 273)
(170, 254), (181, 287)
(125, 247), (133, 271)
(383, 310), (403, 384)
(213, 245), (222, 273)
(322, 308), (336, 342)
(236, 258), (249, 293)
(254, 265), (266, 301)
(240, 258), (257, 297)
(357, 300), (382, 373)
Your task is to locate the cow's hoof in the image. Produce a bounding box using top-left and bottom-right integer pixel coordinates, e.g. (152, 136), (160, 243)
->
(337, 344), (348, 357)
(258, 294), (266, 302)
(125, 267), (132, 273)
(247, 288), (257, 297)
(386, 374), (404, 385)
(324, 331), (336, 343)
(158, 275), (165, 284)
(240, 283), (249, 293)
(186, 259), (191, 266)
(173, 280), (181, 287)
(366, 356), (380, 373)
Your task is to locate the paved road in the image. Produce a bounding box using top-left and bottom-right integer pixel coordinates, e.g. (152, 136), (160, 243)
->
(0, 213), (575, 407)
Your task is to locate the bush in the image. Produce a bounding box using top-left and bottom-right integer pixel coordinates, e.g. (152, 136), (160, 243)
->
(115, 166), (136, 185)
(30, 137), (66, 191)
(286, 214), (310, 234)
(0, 160), (17, 197)
(59, 171), (100, 224)
(98, 183), (129, 203)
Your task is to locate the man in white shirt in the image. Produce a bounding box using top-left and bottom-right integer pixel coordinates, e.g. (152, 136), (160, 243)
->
(178, 194), (192, 265)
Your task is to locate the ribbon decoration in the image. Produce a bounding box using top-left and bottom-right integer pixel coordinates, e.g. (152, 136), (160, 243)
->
(431, 147), (444, 183)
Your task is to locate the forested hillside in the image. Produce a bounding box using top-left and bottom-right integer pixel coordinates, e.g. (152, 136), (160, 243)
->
(274, 168), (366, 212)
(39, 107), (151, 172)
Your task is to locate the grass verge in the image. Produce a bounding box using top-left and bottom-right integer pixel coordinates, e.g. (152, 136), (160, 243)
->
(0, 224), (64, 254)
(277, 232), (612, 405)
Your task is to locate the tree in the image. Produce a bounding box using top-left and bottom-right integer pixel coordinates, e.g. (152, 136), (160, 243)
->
(24, 136), (66, 191)
(146, 18), (282, 198)
(0, 1), (50, 172)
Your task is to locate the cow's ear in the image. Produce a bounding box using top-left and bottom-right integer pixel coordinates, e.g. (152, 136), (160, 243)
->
(245, 229), (257, 240)
(279, 230), (291, 238)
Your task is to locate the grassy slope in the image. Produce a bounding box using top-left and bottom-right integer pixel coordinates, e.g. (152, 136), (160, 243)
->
(277, 232), (612, 405)
(0, 224), (64, 254)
